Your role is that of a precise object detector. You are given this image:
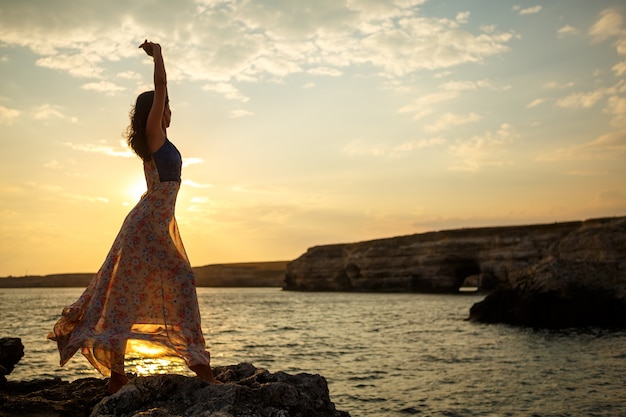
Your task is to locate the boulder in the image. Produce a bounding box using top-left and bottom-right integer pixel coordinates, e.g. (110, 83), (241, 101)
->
(0, 377), (108, 417)
(468, 216), (626, 328)
(469, 257), (626, 328)
(0, 338), (24, 386)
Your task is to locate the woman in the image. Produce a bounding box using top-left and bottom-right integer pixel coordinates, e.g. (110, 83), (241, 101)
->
(48, 40), (218, 394)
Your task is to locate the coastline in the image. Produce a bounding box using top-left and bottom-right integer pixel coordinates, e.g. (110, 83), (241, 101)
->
(0, 261), (288, 288)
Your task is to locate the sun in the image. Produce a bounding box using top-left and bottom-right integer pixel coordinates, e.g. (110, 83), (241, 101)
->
(127, 178), (147, 202)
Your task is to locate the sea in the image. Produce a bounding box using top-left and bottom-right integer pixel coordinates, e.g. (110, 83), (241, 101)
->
(1, 287), (625, 417)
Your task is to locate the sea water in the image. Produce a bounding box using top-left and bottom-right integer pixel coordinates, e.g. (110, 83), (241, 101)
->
(1, 287), (625, 417)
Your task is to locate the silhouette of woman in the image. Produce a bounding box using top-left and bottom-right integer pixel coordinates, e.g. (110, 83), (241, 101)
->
(48, 40), (219, 393)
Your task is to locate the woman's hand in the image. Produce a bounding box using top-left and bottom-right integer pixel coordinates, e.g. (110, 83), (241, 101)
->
(139, 40), (161, 57)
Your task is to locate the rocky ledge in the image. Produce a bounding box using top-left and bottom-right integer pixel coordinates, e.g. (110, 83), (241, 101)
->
(285, 216), (626, 328)
(0, 353), (349, 417)
(285, 216), (626, 293)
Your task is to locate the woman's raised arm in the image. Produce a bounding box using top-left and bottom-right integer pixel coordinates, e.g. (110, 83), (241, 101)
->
(139, 40), (168, 154)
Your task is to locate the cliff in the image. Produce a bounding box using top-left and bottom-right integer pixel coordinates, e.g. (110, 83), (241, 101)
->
(0, 261), (287, 288)
(284, 216), (626, 294)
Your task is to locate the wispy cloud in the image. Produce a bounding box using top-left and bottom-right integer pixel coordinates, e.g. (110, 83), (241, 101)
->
(202, 82), (249, 102)
(558, 25), (579, 38)
(34, 104), (78, 122)
(398, 91), (459, 120)
(588, 8), (626, 78)
(81, 81), (126, 95)
(342, 136), (445, 158)
(513, 5), (543, 16)
(65, 140), (134, 158)
(425, 112), (482, 133)
(0, 105), (20, 125)
(182, 157), (204, 167)
(556, 90), (606, 109)
(527, 98), (547, 108)
(589, 8), (625, 43)
(538, 130), (626, 161)
(230, 109), (254, 118)
(182, 179), (213, 189)
(448, 123), (516, 171)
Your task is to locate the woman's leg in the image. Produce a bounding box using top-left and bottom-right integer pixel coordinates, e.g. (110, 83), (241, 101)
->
(190, 364), (220, 384)
(107, 346), (129, 394)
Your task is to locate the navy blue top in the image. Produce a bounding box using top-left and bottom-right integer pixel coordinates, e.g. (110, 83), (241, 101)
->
(152, 139), (182, 183)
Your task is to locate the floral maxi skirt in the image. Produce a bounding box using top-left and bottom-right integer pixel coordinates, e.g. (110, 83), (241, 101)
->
(48, 160), (211, 376)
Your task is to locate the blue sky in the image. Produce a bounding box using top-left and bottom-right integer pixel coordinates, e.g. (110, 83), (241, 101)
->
(1, 0), (625, 276)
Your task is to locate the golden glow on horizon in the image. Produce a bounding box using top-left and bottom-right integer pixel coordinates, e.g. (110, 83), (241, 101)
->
(0, 1), (625, 276)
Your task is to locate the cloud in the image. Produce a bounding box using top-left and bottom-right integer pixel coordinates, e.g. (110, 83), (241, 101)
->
(588, 9), (626, 79)
(0, 0), (516, 101)
(557, 25), (579, 38)
(36, 54), (104, 79)
(182, 179), (213, 189)
(614, 61), (626, 76)
(513, 5), (542, 16)
(230, 109), (254, 118)
(456, 11), (470, 24)
(527, 98), (547, 108)
(398, 91), (459, 119)
(308, 67), (343, 77)
(425, 112), (482, 133)
(33, 104), (78, 123)
(589, 8), (625, 43)
(342, 136), (444, 158)
(543, 81), (575, 90)
(182, 157), (204, 167)
(81, 81), (126, 95)
(0, 105), (20, 125)
(606, 95), (626, 127)
(538, 130), (626, 161)
(202, 82), (250, 102)
(448, 123), (516, 171)
(556, 89), (606, 109)
(65, 140), (134, 158)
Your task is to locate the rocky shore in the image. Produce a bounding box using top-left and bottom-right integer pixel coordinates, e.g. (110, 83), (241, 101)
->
(285, 216), (626, 328)
(0, 339), (350, 417)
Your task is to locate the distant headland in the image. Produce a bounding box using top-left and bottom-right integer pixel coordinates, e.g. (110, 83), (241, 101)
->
(0, 261), (288, 288)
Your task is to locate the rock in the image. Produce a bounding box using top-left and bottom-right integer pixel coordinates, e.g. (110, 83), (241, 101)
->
(285, 216), (626, 293)
(91, 363), (349, 417)
(0, 377), (108, 417)
(0, 363), (350, 417)
(467, 216), (626, 328)
(0, 338), (24, 385)
(469, 257), (626, 328)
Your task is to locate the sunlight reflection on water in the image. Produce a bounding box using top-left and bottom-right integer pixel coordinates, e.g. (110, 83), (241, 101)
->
(2, 287), (626, 417)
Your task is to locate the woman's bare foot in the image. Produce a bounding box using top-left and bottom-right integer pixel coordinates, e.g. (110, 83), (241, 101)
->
(190, 364), (222, 384)
(108, 371), (129, 394)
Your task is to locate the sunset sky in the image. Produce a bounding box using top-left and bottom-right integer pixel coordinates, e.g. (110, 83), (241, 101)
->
(1, 0), (625, 277)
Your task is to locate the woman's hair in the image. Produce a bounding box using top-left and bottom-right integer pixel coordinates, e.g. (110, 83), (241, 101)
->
(126, 91), (168, 161)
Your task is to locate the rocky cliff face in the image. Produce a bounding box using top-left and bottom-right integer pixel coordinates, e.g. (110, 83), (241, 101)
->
(284, 217), (626, 294)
